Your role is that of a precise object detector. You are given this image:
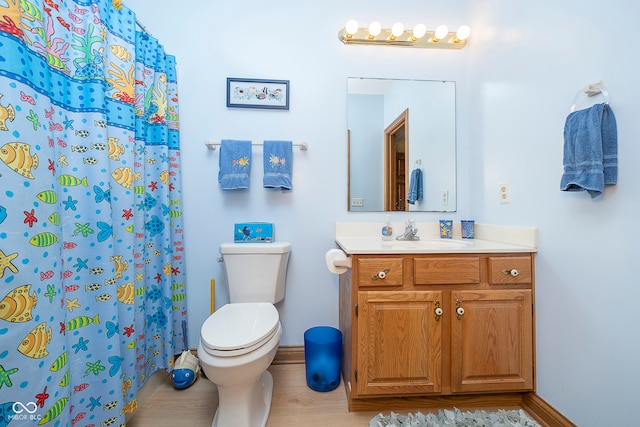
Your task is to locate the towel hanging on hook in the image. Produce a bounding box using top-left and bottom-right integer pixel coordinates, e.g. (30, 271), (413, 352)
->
(570, 81), (610, 112)
(407, 162), (423, 205)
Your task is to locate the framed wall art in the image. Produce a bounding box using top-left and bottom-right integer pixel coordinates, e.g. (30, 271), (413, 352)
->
(226, 78), (290, 110)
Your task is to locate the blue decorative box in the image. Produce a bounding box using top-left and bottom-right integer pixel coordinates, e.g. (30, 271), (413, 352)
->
(234, 222), (274, 242)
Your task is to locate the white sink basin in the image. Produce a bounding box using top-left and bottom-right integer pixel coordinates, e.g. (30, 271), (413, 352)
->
(389, 239), (472, 249)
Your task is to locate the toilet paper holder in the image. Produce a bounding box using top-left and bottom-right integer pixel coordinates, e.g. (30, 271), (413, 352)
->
(325, 249), (352, 274)
(332, 256), (351, 269)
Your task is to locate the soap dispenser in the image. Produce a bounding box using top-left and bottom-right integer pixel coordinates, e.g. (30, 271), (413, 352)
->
(381, 215), (393, 241)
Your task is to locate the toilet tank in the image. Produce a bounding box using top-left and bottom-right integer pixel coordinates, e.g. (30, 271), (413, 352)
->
(219, 242), (291, 304)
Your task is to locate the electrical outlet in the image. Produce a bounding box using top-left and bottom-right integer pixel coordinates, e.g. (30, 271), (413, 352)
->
(498, 183), (511, 204)
(351, 198), (364, 207)
(442, 190), (448, 205)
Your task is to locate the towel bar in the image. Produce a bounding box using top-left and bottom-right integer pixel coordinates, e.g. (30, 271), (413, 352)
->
(204, 140), (308, 150)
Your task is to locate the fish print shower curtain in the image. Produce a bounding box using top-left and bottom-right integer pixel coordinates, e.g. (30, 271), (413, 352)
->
(0, 0), (187, 425)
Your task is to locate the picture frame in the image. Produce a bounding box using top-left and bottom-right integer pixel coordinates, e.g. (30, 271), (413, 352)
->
(226, 78), (290, 110)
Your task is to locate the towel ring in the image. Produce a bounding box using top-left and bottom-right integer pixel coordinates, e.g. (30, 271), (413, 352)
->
(570, 81), (610, 112)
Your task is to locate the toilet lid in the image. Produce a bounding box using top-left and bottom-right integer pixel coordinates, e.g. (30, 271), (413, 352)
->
(201, 303), (279, 354)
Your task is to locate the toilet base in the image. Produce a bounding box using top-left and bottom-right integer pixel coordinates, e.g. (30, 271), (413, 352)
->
(212, 370), (274, 427)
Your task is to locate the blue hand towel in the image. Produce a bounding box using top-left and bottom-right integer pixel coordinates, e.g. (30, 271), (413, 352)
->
(560, 103), (617, 198)
(407, 168), (423, 204)
(218, 139), (251, 190)
(263, 140), (293, 190)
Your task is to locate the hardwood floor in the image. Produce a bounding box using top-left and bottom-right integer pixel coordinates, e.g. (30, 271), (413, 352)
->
(127, 362), (568, 427)
(127, 363), (381, 426)
(126, 342), (577, 427)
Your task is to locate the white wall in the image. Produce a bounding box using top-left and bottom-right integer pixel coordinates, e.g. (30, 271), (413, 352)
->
(128, 1), (638, 425)
(467, 2), (640, 426)
(126, 0), (471, 345)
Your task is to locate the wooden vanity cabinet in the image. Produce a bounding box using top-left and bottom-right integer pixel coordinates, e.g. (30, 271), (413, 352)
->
(339, 252), (535, 410)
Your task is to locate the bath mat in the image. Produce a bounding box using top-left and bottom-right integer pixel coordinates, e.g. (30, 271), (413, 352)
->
(369, 408), (541, 427)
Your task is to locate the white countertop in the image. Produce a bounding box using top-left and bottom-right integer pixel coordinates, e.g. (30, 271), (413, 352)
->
(335, 222), (537, 255)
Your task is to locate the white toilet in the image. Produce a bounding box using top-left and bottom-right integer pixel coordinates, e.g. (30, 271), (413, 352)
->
(197, 242), (291, 427)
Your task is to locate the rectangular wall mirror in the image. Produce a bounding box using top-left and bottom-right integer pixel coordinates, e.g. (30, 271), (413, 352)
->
(347, 78), (457, 212)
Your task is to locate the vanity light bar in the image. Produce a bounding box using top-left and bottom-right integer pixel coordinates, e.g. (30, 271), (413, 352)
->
(338, 21), (470, 49)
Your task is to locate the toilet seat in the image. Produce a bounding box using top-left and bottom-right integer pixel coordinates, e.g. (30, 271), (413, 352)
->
(201, 302), (280, 357)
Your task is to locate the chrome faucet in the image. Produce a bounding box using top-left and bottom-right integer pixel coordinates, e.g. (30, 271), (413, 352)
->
(396, 219), (419, 241)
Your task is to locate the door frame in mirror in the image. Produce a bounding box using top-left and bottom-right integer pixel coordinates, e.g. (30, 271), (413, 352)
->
(384, 109), (409, 211)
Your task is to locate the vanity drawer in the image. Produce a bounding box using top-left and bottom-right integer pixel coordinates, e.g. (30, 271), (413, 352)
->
(414, 257), (480, 285)
(488, 256), (532, 284)
(356, 257), (404, 287)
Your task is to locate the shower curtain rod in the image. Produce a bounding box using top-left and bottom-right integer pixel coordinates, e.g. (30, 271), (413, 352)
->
(136, 19), (151, 36)
(112, 0), (151, 35)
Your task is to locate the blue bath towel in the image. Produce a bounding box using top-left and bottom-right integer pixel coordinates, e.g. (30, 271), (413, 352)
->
(560, 103), (617, 198)
(407, 168), (423, 204)
(263, 140), (293, 190)
(218, 139), (251, 190)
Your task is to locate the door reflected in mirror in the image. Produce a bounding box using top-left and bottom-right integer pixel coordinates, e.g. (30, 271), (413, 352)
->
(348, 78), (456, 212)
(384, 109), (408, 211)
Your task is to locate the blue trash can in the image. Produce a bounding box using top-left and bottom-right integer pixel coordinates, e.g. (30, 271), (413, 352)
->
(304, 326), (342, 392)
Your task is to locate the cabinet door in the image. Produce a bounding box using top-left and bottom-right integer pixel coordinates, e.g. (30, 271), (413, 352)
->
(356, 291), (442, 396)
(450, 290), (533, 393)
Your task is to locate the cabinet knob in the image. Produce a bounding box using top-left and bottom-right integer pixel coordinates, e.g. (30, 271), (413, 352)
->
(434, 300), (443, 320)
(372, 268), (390, 280)
(502, 268), (520, 277)
(455, 299), (465, 320)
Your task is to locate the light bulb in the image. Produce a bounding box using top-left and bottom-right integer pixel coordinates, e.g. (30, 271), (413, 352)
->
(391, 22), (404, 38)
(368, 21), (382, 38)
(345, 19), (359, 36)
(456, 25), (471, 41)
(435, 25), (448, 41)
(412, 24), (427, 40)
